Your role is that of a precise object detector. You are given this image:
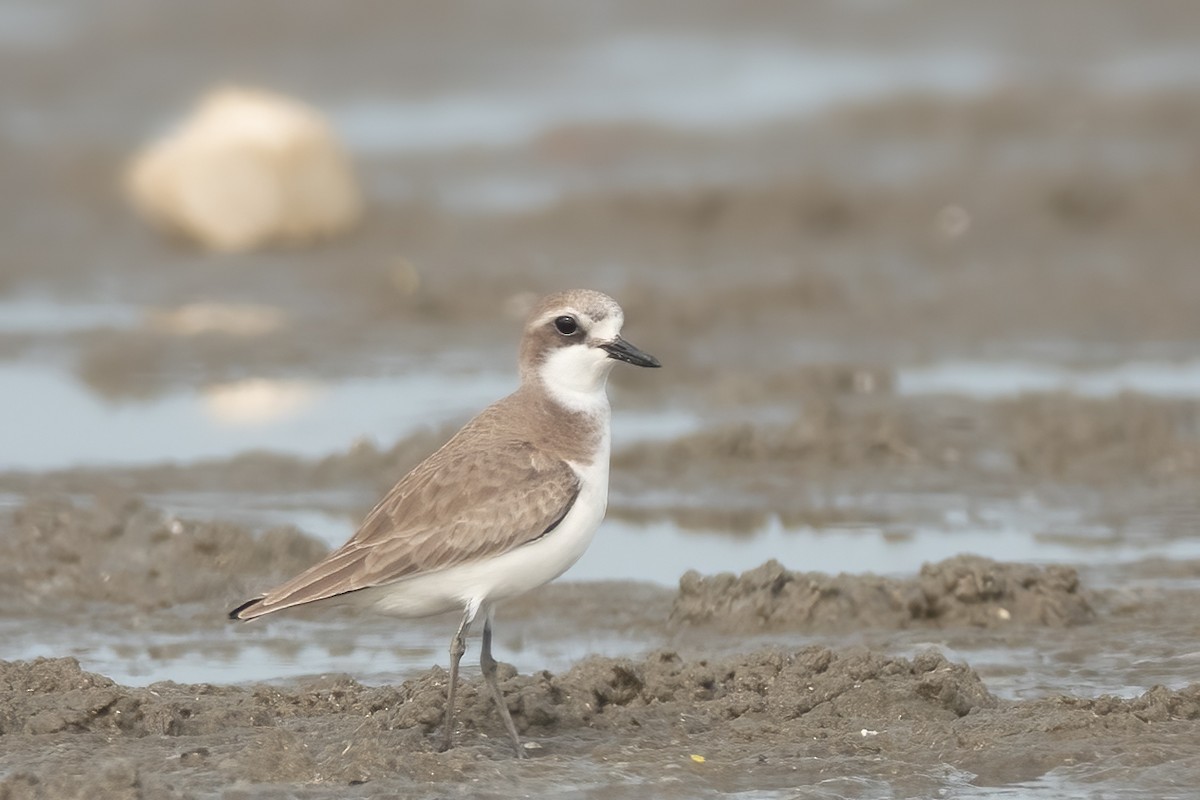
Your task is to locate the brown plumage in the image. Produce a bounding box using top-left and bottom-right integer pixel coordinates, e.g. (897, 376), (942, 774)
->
(228, 289), (660, 757)
(232, 385), (593, 618)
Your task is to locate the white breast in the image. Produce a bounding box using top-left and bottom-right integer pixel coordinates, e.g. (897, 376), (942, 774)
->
(357, 410), (612, 619)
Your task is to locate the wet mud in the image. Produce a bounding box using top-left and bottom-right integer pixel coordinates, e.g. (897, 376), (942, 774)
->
(3, 493), (1200, 796)
(672, 556), (1094, 631)
(2, 491), (1200, 796)
(0, 495), (327, 615)
(6, 391), (1198, 523)
(4, 1), (1200, 797)
(3, 650), (1198, 800)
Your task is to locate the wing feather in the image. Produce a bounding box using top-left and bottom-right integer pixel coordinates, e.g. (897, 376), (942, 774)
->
(248, 437), (580, 615)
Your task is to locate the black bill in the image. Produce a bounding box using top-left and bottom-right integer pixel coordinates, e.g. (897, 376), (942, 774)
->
(601, 336), (661, 368)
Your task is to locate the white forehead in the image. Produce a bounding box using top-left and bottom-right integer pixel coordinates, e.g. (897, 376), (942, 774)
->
(539, 306), (623, 335)
(586, 312), (623, 342)
(535, 296), (625, 341)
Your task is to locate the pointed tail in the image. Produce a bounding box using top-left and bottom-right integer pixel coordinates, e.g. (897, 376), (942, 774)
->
(228, 596), (267, 621)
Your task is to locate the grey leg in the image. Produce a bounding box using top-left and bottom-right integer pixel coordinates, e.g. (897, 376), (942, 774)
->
(441, 605), (474, 752)
(481, 606), (526, 758)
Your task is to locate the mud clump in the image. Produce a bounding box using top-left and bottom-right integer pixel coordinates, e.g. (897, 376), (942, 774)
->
(672, 555), (1094, 631)
(506, 645), (999, 733)
(0, 760), (145, 800)
(1001, 393), (1200, 482)
(914, 556), (1092, 626)
(2, 650), (1199, 798)
(615, 399), (921, 472)
(0, 648), (997, 782)
(0, 658), (135, 737)
(0, 648), (998, 745)
(0, 427), (451, 499)
(0, 495), (328, 614)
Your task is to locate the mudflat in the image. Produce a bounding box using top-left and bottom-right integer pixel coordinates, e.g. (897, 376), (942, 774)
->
(3, 1), (1200, 797)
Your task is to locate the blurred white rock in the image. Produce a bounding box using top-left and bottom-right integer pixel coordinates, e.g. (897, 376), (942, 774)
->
(144, 302), (287, 337)
(203, 378), (322, 426)
(126, 87), (362, 252)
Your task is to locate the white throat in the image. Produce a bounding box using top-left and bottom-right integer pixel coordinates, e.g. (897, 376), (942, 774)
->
(537, 345), (616, 415)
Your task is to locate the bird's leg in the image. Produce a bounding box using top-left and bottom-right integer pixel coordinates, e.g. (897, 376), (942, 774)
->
(481, 606), (526, 758)
(441, 605), (474, 752)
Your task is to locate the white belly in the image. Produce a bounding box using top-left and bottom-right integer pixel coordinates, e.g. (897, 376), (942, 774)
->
(353, 452), (610, 619)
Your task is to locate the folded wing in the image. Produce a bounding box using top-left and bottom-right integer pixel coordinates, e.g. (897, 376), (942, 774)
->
(236, 438), (579, 618)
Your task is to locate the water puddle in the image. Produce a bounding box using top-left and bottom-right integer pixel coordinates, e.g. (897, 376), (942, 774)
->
(955, 769), (1167, 800)
(0, 362), (512, 470)
(7, 488), (1195, 694)
(0, 361), (700, 470)
(16, 496), (1195, 692)
(0, 296), (298, 339)
(1, 626), (438, 688)
(0, 3), (73, 50)
(0, 295), (141, 334)
(0, 603), (653, 688)
(933, 639), (1198, 703)
(897, 358), (1200, 399)
(155, 487), (1200, 594)
(573, 514), (1200, 586)
(333, 36), (1200, 156)
(335, 40), (1000, 153)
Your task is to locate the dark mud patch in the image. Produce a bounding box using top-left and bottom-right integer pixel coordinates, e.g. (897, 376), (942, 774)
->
(0, 426), (453, 499)
(614, 395), (924, 475)
(609, 503), (894, 537)
(612, 392), (1200, 519)
(1000, 393), (1200, 482)
(673, 556), (1095, 632)
(0, 495), (328, 615)
(2, 649), (1198, 799)
(617, 393), (1200, 478)
(5, 392), (1198, 516)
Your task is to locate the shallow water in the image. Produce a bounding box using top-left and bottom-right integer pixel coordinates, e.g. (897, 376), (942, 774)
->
(142, 485), (1200, 588)
(335, 41), (1000, 153)
(4, 483), (1188, 696)
(621, 516), (1200, 581)
(0, 362), (507, 469)
(4, 3), (1200, 796)
(6, 352), (1198, 471)
(0, 360), (700, 470)
(334, 37), (1200, 156)
(0, 294), (141, 334)
(898, 358), (1200, 399)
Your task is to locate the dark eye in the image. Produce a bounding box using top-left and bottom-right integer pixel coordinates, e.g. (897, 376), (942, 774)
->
(554, 315), (578, 335)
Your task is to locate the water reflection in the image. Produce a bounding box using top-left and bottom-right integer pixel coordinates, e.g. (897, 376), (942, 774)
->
(898, 359), (1200, 399)
(202, 378), (322, 426)
(0, 295), (140, 334)
(334, 40), (1000, 153)
(0, 362), (513, 470)
(0, 361), (697, 470)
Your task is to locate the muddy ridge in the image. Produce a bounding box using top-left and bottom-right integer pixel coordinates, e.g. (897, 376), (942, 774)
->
(4, 3), (1200, 795)
(673, 556), (1095, 631)
(2, 648), (1197, 798)
(7, 391), (1198, 509)
(615, 393), (1200, 478)
(1, 496), (1096, 634)
(0, 495), (328, 615)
